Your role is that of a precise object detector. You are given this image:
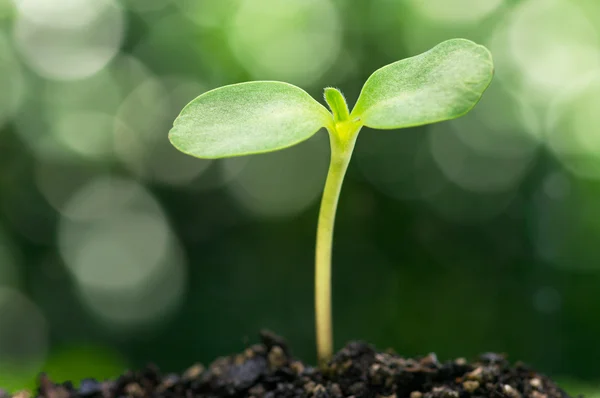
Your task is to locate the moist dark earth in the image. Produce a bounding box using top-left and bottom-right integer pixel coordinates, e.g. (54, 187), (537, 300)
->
(7, 331), (572, 398)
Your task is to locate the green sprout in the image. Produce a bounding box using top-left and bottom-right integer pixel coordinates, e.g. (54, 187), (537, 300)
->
(169, 39), (494, 366)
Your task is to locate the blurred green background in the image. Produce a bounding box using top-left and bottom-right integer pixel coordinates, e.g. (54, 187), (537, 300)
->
(1, 0), (600, 394)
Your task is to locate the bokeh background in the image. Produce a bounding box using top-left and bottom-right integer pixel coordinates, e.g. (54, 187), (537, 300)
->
(1, 0), (600, 394)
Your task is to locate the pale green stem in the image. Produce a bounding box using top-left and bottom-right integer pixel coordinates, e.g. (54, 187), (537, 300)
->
(315, 120), (361, 366)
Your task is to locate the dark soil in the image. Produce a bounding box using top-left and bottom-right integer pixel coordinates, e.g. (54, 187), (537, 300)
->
(20, 331), (572, 398)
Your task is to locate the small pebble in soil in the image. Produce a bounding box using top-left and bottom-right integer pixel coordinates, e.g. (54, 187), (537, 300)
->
(463, 380), (480, 393)
(531, 378), (543, 389)
(21, 330), (572, 398)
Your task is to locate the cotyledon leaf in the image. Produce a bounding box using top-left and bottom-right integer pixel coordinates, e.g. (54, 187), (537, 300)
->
(351, 39), (494, 129)
(169, 81), (333, 159)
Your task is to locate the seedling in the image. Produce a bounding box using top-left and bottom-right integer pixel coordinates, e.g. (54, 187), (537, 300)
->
(169, 39), (494, 366)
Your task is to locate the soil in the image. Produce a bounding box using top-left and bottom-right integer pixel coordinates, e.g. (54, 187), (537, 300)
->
(11, 331), (573, 398)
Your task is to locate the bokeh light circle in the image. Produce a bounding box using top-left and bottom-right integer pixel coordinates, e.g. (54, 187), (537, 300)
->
(228, 0), (342, 86)
(409, 0), (504, 23)
(114, 79), (169, 170)
(53, 111), (117, 160)
(506, 0), (600, 98)
(12, 0), (112, 28)
(58, 177), (187, 329)
(115, 76), (214, 186)
(225, 133), (328, 218)
(77, 244), (186, 329)
(70, 213), (170, 291)
(176, 0), (240, 28)
(428, 122), (534, 194)
(14, 0), (125, 81)
(14, 55), (154, 161)
(546, 74), (600, 180)
(0, 32), (26, 129)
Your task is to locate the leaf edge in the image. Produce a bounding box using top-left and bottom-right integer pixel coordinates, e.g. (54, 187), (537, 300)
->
(349, 38), (495, 130)
(168, 80), (334, 159)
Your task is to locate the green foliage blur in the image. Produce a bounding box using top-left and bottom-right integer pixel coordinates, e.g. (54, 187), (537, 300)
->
(1, 0), (600, 394)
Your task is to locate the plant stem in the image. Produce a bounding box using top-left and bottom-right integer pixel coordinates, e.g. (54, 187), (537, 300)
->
(315, 120), (361, 367)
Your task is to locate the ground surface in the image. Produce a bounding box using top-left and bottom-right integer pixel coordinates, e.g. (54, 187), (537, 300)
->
(14, 331), (572, 398)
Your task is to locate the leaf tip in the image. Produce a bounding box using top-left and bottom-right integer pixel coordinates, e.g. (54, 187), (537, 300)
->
(324, 87), (351, 123)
